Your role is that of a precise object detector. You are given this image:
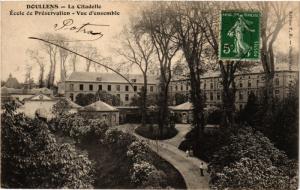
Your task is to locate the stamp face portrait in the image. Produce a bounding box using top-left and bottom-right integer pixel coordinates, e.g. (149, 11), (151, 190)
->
(219, 11), (261, 61)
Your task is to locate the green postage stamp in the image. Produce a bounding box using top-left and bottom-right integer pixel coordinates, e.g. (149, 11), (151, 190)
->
(219, 11), (261, 61)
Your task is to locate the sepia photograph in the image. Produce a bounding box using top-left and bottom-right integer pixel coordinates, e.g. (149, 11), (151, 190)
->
(1, 1), (299, 189)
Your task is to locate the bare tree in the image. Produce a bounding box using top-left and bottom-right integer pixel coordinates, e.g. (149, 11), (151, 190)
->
(84, 45), (98, 72)
(57, 39), (69, 82)
(257, 2), (290, 103)
(27, 49), (45, 88)
(171, 2), (208, 137)
(24, 64), (33, 88)
(118, 26), (155, 125)
(136, 3), (180, 135)
(199, 2), (254, 127)
(40, 33), (59, 89)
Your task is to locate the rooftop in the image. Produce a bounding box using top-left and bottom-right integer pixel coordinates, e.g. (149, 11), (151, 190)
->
(81, 100), (118, 112)
(66, 72), (159, 84)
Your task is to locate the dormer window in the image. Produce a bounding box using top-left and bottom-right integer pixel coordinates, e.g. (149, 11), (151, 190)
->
(96, 77), (102, 81)
(131, 79), (137, 83)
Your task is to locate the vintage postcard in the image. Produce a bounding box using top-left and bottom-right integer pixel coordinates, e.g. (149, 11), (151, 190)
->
(1, 1), (299, 189)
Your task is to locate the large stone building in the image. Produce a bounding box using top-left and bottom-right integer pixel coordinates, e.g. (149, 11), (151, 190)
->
(60, 69), (298, 110)
(63, 72), (159, 106)
(170, 70), (298, 110)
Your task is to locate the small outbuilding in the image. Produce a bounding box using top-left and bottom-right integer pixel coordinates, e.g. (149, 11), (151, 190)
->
(18, 94), (81, 120)
(170, 102), (193, 124)
(79, 100), (119, 126)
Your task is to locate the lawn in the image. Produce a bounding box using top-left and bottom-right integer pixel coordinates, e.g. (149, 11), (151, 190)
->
(135, 124), (178, 140)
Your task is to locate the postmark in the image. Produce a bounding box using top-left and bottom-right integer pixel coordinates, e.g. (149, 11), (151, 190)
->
(219, 11), (261, 62)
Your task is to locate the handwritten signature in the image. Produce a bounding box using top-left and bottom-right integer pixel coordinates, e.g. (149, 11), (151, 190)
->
(54, 19), (109, 41)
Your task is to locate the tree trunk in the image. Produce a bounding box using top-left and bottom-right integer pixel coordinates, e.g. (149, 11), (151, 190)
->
(220, 61), (237, 128)
(141, 75), (148, 125)
(158, 77), (169, 137)
(187, 59), (205, 139)
(39, 68), (44, 88)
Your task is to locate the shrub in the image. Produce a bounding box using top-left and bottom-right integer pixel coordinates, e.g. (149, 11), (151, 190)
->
(1, 102), (94, 188)
(127, 140), (151, 163)
(208, 127), (297, 190)
(130, 161), (156, 185)
(50, 114), (109, 143)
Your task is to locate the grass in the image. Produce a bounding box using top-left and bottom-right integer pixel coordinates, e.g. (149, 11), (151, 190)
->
(135, 124), (178, 140)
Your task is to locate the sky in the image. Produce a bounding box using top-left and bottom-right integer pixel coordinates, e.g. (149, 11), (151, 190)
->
(1, 1), (299, 83)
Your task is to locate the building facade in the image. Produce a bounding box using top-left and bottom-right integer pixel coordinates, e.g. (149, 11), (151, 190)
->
(61, 70), (298, 110)
(63, 72), (159, 106)
(169, 70), (298, 110)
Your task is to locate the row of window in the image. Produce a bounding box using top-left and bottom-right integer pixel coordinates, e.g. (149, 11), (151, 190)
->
(205, 89), (282, 102)
(170, 85), (189, 91)
(69, 84), (155, 92)
(69, 93), (131, 102)
(198, 78), (283, 90)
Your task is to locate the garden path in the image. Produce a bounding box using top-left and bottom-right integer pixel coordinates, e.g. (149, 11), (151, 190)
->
(117, 124), (210, 190)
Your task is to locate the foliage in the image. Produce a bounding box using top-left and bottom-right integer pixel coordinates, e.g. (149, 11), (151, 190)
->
(52, 98), (71, 116)
(50, 113), (109, 143)
(104, 129), (136, 148)
(135, 124), (178, 140)
(1, 102), (94, 188)
(130, 161), (156, 185)
(126, 140), (166, 188)
(95, 90), (122, 106)
(238, 91), (259, 126)
(130, 92), (159, 107)
(179, 127), (230, 162)
(174, 93), (188, 105)
(206, 109), (223, 125)
(208, 127), (298, 190)
(75, 93), (96, 106)
(127, 140), (151, 163)
(239, 91), (299, 159)
(267, 94), (299, 158)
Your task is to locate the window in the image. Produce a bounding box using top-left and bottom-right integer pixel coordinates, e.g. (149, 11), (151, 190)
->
(79, 84), (84, 91)
(248, 81), (251, 87)
(108, 85), (111, 91)
(116, 85), (120, 91)
(131, 79), (137, 83)
(70, 84), (74, 91)
(239, 91), (243, 100)
(175, 85), (178, 91)
(210, 83), (213, 89)
(217, 92), (220, 100)
(125, 94), (129, 101)
(150, 86), (154, 92)
(239, 83), (243, 88)
(186, 85), (189, 91)
(275, 90), (280, 95)
(257, 80), (259, 85)
(125, 85), (129, 91)
(204, 83), (206, 89)
(70, 93), (74, 101)
(181, 85), (183, 91)
(99, 85), (102, 91)
(240, 104), (243, 110)
(210, 92), (213, 100)
(134, 86), (137, 92)
(116, 94), (120, 98)
(89, 84), (93, 91)
(275, 78), (279, 86)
